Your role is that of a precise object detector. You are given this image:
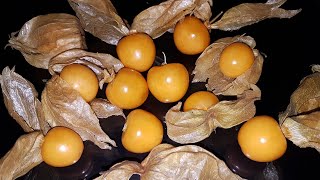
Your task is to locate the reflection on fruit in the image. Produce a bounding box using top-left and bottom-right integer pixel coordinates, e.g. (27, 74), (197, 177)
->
(106, 67), (149, 109)
(173, 16), (210, 55)
(237, 115), (287, 162)
(219, 42), (254, 78)
(41, 126), (84, 167)
(183, 91), (219, 111)
(116, 32), (156, 72)
(147, 63), (189, 103)
(60, 63), (99, 102)
(121, 109), (163, 153)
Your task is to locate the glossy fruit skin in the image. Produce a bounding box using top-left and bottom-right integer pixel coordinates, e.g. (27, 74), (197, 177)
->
(60, 63), (98, 102)
(147, 63), (189, 103)
(219, 42), (255, 78)
(41, 126), (84, 167)
(121, 109), (163, 153)
(183, 91), (219, 111)
(106, 67), (149, 109)
(116, 32), (156, 72)
(173, 16), (210, 55)
(237, 115), (287, 162)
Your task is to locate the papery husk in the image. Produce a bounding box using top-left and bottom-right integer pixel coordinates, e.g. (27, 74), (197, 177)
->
(279, 65), (320, 151)
(0, 67), (47, 133)
(0, 131), (44, 180)
(95, 144), (243, 180)
(192, 35), (263, 96)
(131, 0), (213, 39)
(210, 0), (301, 31)
(165, 85), (261, 144)
(68, 0), (129, 45)
(90, 98), (124, 118)
(48, 49), (124, 89)
(41, 75), (116, 149)
(7, 13), (87, 69)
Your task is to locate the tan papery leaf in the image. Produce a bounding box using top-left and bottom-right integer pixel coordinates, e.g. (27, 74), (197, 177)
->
(131, 0), (212, 39)
(7, 13), (87, 69)
(192, 35), (263, 96)
(0, 67), (47, 133)
(68, 0), (129, 45)
(165, 85), (261, 144)
(48, 49), (124, 89)
(95, 144), (243, 180)
(90, 98), (124, 118)
(279, 65), (320, 151)
(210, 0), (301, 31)
(0, 131), (43, 180)
(41, 75), (116, 149)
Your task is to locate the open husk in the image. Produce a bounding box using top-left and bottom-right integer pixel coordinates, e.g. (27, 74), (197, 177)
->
(95, 143), (243, 180)
(166, 85), (261, 144)
(90, 98), (124, 118)
(48, 48), (124, 89)
(0, 131), (44, 180)
(7, 13), (87, 69)
(192, 35), (263, 96)
(209, 0), (301, 31)
(279, 65), (320, 152)
(68, 0), (213, 45)
(41, 75), (116, 149)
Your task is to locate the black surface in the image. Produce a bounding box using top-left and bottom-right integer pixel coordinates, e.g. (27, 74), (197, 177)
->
(0, 0), (319, 180)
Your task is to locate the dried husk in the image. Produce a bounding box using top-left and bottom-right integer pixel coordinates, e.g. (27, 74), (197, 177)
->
(210, 0), (301, 31)
(0, 131), (44, 180)
(192, 35), (263, 96)
(131, 0), (213, 39)
(279, 65), (320, 152)
(7, 13), (87, 69)
(0, 67), (47, 133)
(68, 0), (129, 45)
(90, 98), (124, 118)
(41, 75), (116, 149)
(165, 85), (261, 144)
(48, 49), (124, 89)
(95, 144), (243, 180)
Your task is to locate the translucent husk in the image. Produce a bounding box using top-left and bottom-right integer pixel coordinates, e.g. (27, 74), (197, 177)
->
(7, 13), (87, 69)
(48, 48), (124, 89)
(165, 85), (261, 144)
(192, 35), (263, 96)
(279, 65), (320, 152)
(95, 144), (244, 180)
(68, 0), (213, 45)
(0, 131), (44, 180)
(209, 0), (301, 31)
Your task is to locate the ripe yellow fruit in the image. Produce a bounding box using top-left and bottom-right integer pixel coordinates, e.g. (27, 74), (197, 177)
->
(60, 63), (99, 102)
(173, 16), (210, 55)
(41, 126), (84, 167)
(116, 32), (156, 72)
(237, 115), (287, 162)
(183, 91), (219, 111)
(122, 109), (163, 153)
(219, 42), (255, 78)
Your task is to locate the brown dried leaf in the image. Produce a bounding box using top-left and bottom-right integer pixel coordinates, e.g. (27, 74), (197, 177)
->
(192, 35), (263, 96)
(95, 144), (243, 180)
(0, 67), (47, 133)
(165, 85), (261, 144)
(7, 13), (87, 69)
(210, 0), (301, 31)
(0, 131), (43, 180)
(48, 49), (123, 89)
(90, 98), (124, 118)
(131, 0), (212, 39)
(68, 0), (129, 45)
(41, 75), (116, 149)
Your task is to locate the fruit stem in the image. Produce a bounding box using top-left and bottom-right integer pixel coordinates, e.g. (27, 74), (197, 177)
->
(207, 11), (223, 29)
(161, 52), (167, 65)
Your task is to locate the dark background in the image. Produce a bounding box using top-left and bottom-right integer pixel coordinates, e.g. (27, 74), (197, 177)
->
(0, 0), (319, 180)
